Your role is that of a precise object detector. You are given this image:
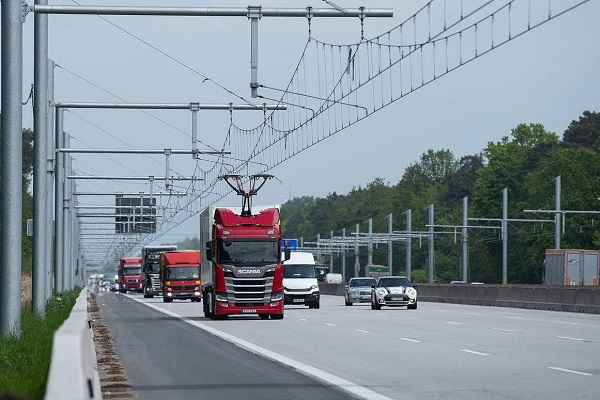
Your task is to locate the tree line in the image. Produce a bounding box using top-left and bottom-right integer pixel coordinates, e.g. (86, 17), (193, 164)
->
(280, 111), (600, 284)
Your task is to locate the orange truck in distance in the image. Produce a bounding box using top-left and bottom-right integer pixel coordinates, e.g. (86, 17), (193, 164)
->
(118, 257), (144, 293)
(160, 251), (202, 303)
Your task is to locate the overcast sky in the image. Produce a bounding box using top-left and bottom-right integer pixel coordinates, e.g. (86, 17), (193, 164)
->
(12, 0), (600, 243)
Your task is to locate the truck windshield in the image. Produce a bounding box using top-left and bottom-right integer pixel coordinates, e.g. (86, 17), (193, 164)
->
(124, 267), (141, 276)
(284, 264), (316, 278)
(144, 253), (162, 273)
(377, 277), (411, 287)
(165, 267), (200, 280)
(350, 278), (375, 287)
(218, 240), (278, 265)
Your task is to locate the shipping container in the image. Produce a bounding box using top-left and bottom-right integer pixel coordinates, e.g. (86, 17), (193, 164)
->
(544, 249), (599, 287)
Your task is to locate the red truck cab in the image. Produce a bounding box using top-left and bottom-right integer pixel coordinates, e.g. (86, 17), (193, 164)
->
(160, 251), (202, 303)
(118, 257), (144, 293)
(201, 207), (288, 320)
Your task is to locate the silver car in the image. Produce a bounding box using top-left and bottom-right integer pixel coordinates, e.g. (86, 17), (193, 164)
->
(344, 277), (376, 306)
(371, 276), (418, 310)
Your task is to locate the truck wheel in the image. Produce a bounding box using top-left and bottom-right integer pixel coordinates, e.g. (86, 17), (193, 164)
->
(204, 292), (214, 319)
(345, 297), (353, 306)
(371, 296), (381, 310)
(270, 314), (284, 320)
(407, 302), (418, 310)
(163, 297), (173, 303)
(259, 314), (269, 320)
(314, 301), (320, 309)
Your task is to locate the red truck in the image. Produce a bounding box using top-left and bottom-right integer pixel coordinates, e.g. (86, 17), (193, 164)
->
(200, 206), (289, 319)
(160, 251), (202, 303)
(118, 257), (144, 293)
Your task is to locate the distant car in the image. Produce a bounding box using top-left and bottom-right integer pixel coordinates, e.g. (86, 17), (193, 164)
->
(371, 276), (417, 310)
(344, 277), (376, 306)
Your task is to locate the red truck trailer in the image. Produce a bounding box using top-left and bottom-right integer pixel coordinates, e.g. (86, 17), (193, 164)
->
(199, 174), (291, 320)
(118, 257), (144, 293)
(160, 251), (202, 303)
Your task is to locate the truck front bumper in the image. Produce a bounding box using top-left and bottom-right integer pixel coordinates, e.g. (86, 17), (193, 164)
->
(215, 300), (284, 316)
(164, 290), (201, 299)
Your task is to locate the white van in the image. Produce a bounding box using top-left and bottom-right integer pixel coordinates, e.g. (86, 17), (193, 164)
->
(283, 252), (320, 309)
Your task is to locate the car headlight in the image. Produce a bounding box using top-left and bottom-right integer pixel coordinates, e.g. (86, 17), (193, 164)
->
(376, 288), (388, 298)
(406, 287), (417, 300)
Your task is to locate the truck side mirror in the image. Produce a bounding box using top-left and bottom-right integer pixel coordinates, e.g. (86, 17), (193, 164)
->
(205, 241), (213, 261)
(284, 248), (291, 261)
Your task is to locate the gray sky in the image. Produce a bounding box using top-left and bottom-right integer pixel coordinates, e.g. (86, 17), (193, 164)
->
(14, 0), (600, 242)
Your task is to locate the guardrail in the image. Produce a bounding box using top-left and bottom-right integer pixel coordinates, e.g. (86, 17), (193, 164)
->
(319, 283), (600, 314)
(45, 288), (102, 400)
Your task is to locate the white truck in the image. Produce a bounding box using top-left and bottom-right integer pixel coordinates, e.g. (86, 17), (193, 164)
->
(283, 251), (320, 309)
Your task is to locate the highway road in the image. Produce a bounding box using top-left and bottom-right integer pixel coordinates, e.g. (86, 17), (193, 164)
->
(101, 293), (600, 400)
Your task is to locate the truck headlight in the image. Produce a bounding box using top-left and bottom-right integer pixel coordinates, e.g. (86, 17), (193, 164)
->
(376, 288), (388, 298)
(310, 284), (318, 291)
(406, 287), (417, 300)
(271, 292), (284, 302)
(215, 294), (228, 302)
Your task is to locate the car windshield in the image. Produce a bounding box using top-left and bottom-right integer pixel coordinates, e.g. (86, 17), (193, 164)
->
(165, 266), (200, 280)
(377, 277), (411, 287)
(350, 278), (375, 287)
(284, 264), (316, 278)
(218, 240), (279, 265)
(124, 267), (141, 276)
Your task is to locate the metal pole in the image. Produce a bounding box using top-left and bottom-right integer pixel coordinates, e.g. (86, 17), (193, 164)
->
(33, 5), (393, 17)
(316, 233), (321, 264)
(164, 149), (172, 191)
(63, 135), (72, 291)
(1, 0), (24, 336)
(387, 214), (393, 274)
(367, 218), (373, 266)
(502, 188), (508, 285)
(33, 0), (49, 316)
(54, 108), (65, 293)
(191, 103), (199, 157)
(354, 224), (360, 277)
(462, 196), (469, 282)
(46, 59), (55, 300)
(406, 209), (412, 280)
(341, 228), (346, 283)
(249, 7), (261, 98)
(329, 230), (334, 273)
(428, 204), (434, 283)
(555, 176), (561, 249)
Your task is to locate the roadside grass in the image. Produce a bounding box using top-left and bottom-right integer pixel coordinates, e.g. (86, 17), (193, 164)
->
(0, 289), (80, 400)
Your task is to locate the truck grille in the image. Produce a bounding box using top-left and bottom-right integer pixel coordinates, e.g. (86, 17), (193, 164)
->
(150, 274), (160, 291)
(225, 276), (273, 304)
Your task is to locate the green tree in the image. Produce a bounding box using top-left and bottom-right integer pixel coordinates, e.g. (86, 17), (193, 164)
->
(562, 110), (600, 150)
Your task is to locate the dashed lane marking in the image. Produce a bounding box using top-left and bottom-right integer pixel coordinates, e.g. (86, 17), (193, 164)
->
(557, 336), (585, 342)
(325, 322), (336, 327)
(460, 349), (490, 356)
(547, 367), (592, 376)
(399, 337), (421, 343)
(356, 329), (370, 334)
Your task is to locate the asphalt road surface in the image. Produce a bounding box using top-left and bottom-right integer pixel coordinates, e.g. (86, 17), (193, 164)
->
(101, 292), (600, 400)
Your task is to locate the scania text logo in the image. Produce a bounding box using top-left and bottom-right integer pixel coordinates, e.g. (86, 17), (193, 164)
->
(238, 268), (261, 274)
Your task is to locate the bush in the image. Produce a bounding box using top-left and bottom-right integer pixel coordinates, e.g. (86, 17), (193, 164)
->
(411, 269), (428, 283)
(0, 290), (80, 400)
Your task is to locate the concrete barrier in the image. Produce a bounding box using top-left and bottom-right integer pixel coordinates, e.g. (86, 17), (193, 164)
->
(319, 283), (600, 314)
(45, 288), (102, 400)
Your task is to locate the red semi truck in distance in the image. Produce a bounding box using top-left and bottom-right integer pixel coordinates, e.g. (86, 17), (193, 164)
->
(160, 251), (202, 303)
(118, 257), (144, 293)
(200, 205), (289, 319)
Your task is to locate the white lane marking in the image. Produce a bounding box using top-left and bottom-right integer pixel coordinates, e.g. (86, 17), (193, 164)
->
(298, 318), (308, 322)
(460, 349), (490, 356)
(325, 322), (336, 327)
(399, 337), (421, 343)
(125, 295), (397, 400)
(557, 336), (585, 342)
(492, 328), (516, 333)
(547, 367), (592, 376)
(356, 329), (370, 334)
(446, 321), (464, 325)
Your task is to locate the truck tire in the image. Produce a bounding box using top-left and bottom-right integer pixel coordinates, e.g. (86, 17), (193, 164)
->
(270, 314), (284, 320)
(407, 302), (418, 310)
(259, 314), (269, 320)
(314, 300), (320, 309)
(345, 297), (353, 306)
(371, 295), (381, 310)
(204, 292), (214, 319)
(163, 297), (173, 303)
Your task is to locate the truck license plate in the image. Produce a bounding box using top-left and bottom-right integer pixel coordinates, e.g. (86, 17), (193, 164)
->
(293, 298), (304, 303)
(241, 309), (256, 313)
